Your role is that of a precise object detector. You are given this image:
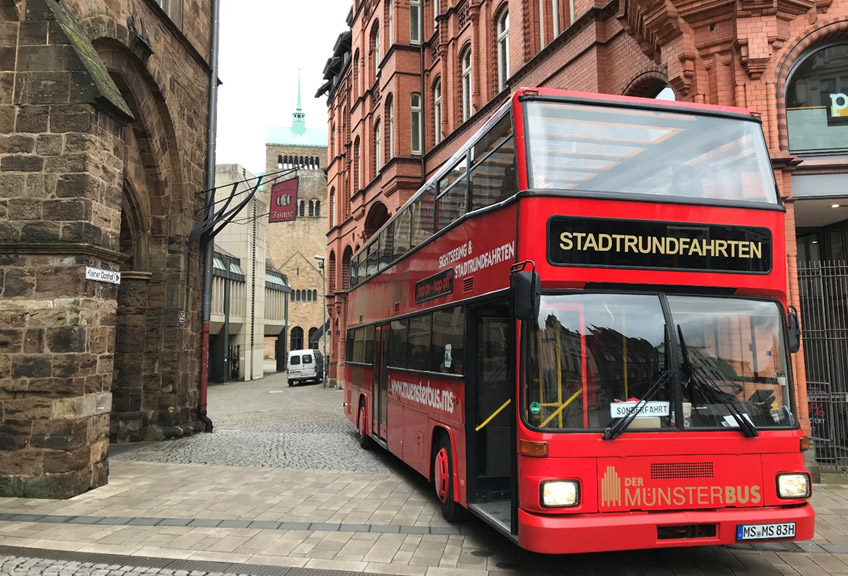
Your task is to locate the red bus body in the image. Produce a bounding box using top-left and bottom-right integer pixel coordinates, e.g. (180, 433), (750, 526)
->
(344, 88), (813, 554)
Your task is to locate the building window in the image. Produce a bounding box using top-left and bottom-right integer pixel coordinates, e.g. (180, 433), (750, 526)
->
(329, 251), (337, 292)
(433, 0), (439, 33)
(552, 0), (560, 38)
(410, 0), (421, 44)
(353, 50), (360, 98)
(299, 200), (305, 217)
(434, 78), (442, 145)
(387, 0), (394, 46)
(309, 200), (314, 218)
(786, 42), (848, 153)
(568, 0), (575, 24)
(374, 120), (382, 173)
(330, 188), (335, 228)
(411, 92), (422, 155)
(158, 0), (182, 26)
(354, 137), (361, 190)
(316, 200), (321, 217)
(461, 47), (472, 122)
(386, 95), (395, 158)
(371, 21), (381, 82)
(496, 8), (509, 92)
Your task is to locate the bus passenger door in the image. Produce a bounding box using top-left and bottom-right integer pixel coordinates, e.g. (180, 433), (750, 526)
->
(372, 324), (389, 441)
(467, 304), (515, 535)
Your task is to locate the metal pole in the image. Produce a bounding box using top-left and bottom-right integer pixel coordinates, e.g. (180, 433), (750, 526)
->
(199, 0), (221, 432)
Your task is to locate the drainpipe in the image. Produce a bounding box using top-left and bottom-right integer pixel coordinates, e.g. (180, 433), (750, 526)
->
(199, 0), (221, 432)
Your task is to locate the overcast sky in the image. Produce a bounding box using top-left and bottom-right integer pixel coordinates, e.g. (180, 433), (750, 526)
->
(214, 0), (352, 176)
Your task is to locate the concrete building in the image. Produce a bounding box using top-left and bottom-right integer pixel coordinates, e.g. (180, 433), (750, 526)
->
(0, 0), (212, 496)
(263, 81), (331, 379)
(318, 0), (848, 462)
(212, 164), (289, 384)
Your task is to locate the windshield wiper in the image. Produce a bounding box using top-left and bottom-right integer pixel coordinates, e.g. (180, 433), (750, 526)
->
(603, 369), (674, 440)
(677, 325), (758, 438)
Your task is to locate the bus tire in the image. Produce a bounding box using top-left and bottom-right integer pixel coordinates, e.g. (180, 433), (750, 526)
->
(433, 436), (467, 522)
(358, 401), (372, 450)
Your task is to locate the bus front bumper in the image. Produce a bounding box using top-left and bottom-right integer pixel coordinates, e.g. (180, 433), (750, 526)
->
(517, 504), (815, 554)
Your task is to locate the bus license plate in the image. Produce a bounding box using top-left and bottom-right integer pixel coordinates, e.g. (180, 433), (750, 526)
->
(736, 522), (796, 541)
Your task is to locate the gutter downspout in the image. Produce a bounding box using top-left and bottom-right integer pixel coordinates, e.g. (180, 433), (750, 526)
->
(199, 0), (221, 432)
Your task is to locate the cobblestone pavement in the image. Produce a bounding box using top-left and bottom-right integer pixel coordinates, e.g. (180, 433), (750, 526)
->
(1, 363), (847, 576)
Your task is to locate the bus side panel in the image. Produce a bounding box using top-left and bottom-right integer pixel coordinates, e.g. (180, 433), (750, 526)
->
(387, 397), (403, 455)
(403, 406), (430, 477)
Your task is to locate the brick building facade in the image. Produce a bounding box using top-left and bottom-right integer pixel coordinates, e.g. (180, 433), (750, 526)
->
(320, 0), (848, 442)
(0, 0), (211, 496)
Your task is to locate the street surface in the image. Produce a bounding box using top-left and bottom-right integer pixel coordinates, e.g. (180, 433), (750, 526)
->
(1, 363), (847, 575)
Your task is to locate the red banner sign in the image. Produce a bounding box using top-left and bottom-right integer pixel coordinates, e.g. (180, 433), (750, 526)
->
(269, 177), (298, 222)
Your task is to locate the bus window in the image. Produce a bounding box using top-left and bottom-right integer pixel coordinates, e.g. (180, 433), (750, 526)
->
(410, 185), (436, 247)
(350, 253), (360, 287)
(408, 313), (432, 371)
(432, 307), (465, 374)
(346, 329), (355, 362)
(352, 328), (366, 363)
(364, 325), (376, 364)
(471, 136), (516, 209)
(669, 296), (794, 428)
(473, 113), (512, 160)
(388, 318), (408, 368)
(393, 208), (411, 261)
(381, 222), (395, 269)
(366, 237), (380, 277)
(437, 160), (468, 231)
(525, 294), (669, 431)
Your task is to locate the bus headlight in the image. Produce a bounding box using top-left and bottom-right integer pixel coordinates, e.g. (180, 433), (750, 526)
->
(777, 473), (811, 499)
(541, 480), (580, 508)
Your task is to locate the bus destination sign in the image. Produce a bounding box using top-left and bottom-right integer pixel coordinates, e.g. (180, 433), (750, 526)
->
(415, 268), (454, 304)
(548, 216), (772, 273)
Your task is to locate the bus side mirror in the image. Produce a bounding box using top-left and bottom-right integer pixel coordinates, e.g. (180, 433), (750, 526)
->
(787, 306), (801, 354)
(512, 271), (540, 322)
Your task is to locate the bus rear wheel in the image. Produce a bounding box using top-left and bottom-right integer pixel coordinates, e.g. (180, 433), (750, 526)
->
(358, 402), (372, 450)
(433, 436), (466, 522)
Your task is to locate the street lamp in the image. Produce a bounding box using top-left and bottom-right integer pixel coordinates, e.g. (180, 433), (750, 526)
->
(314, 255), (327, 388)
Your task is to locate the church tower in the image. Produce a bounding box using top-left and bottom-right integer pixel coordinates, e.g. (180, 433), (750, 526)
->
(264, 74), (329, 370)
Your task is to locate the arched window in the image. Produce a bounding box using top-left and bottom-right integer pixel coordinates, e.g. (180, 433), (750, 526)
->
(461, 47), (472, 122)
(342, 246), (352, 290)
(308, 327), (319, 348)
(433, 78), (442, 145)
(353, 50), (360, 98)
(433, 0), (439, 32)
(329, 251), (337, 292)
(353, 137), (361, 190)
(786, 42), (848, 153)
(387, 0), (394, 46)
(411, 92), (422, 154)
(313, 289), (318, 301)
(291, 327), (304, 350)
(309, 200), (314, 218)
(315, 200), (321, 217)
(496, 8), (509, 92)
(410, 0), (421, 44)
(374, 120), (382, 173)
(386, 95), (395, 158)
(371, 21), (381, 80)
(299, 200), (305, 217)
(329, 188), (335, 228)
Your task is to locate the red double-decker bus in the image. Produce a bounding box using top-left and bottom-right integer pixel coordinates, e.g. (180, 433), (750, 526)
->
(343, 88), (814, 554)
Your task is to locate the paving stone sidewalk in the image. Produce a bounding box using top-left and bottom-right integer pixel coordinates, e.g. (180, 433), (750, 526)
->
(0, 366), (847, 576)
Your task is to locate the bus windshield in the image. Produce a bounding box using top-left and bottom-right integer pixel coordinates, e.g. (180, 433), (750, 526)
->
(524, 293), (796, 433)
(524, 100), (778, 204)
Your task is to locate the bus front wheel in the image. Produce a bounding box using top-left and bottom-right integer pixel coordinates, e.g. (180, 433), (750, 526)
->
(433, 436), (466, 522)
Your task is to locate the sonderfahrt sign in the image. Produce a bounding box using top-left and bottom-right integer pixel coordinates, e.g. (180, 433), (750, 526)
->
(269, 177), (298, 222)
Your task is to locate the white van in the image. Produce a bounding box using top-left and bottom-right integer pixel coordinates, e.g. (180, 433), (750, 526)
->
(286, 349), (323, 386)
